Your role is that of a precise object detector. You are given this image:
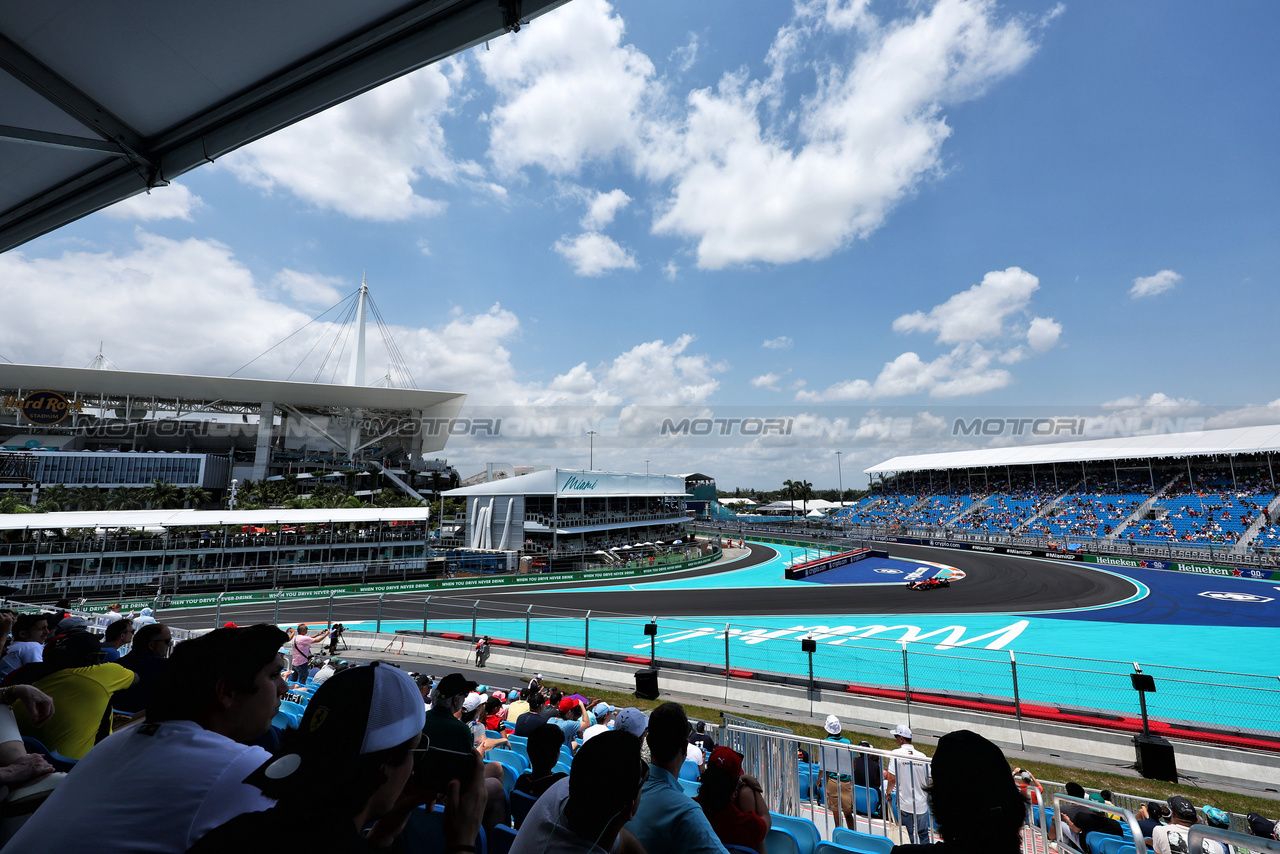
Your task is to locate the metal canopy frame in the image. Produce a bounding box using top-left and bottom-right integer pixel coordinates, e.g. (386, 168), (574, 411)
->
(0, 0), (570, 253)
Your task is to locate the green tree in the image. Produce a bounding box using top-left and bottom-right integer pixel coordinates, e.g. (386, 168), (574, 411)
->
(140, 479), (182, 509)
(72, 485), (106, 511)
(36, 484), (73, 511)
(182, 486), (212, 509)
(106, 489), (144, 511)
(0, 495), (33, 514)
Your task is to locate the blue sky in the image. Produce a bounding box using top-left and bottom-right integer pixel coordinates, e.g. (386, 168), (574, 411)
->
(3, 0), (1278, 487)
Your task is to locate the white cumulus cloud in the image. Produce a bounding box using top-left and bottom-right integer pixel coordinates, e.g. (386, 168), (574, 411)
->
(798, 266), (1059, 402)
(762, 336), (793, 350)
(552, 232), (638, 276)
(581, 189), (632, 230)
(221, 63), (472, 220)
(751, 372), (783, 391)
(1130, 269), (1181, 299)
(647, 0), (1038, 268)
(104, 183), (202, 221)
(478, 0), (656, 176)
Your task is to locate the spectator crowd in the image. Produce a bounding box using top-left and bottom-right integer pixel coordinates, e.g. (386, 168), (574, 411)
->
(0, 607), (1274, 854)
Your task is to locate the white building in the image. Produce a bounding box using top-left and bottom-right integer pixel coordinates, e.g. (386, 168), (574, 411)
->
(444, 469), (691, 558)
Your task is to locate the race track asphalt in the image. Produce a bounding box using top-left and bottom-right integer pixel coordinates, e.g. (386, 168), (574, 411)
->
(164, 542), (1139, 631)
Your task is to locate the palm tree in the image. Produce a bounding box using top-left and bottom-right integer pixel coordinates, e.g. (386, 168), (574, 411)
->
(182, 486), (212, 509)
(782, 479), (798, 517)
(0, 495), (33, 514)
(106, 489), (144, 511)
(140, 479), (182, 509)
(72, 485), (106, 511)
(797, 480), (815, 517)
(36, 484), (73, 511)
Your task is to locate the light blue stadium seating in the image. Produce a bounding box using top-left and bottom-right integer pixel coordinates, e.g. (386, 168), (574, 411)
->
(769, 813), (821, 854)
(764, 826), (802, 854)
(832, 828), (895, 854)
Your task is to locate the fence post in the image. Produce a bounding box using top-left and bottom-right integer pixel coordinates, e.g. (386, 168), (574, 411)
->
(327, 593), (335, 632)
(1010, 650), (1024, 750)
(424, 596), (431, 633)
(901, 641), (912, 725)
(526, 605), (533, 649)
(273, 589), (281, 625)
(472, 600), (478, 638)
(214, 592), (224, 629)
(724, 623), (731, 675)
(584, 610), (591, 659)
(376, 593), (385, 634)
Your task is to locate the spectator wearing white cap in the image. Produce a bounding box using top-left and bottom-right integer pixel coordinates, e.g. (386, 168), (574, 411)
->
(822, 714), (855, 829)
(580, 703), (616, 743)
(187, 661), (487, 854)
(132, 606), (157, 628)
(885, 724), (931, 844)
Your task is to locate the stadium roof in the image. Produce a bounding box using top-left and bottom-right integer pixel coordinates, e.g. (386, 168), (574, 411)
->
(0, 506), (429, 531)
(0, 0), (570, 253)
(865, 424), (1280, 474)
(0, 363), (464, 413)
(445, 468), (690, 498)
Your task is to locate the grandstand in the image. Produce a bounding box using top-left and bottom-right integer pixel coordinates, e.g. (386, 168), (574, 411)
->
(847, 425), (1280, 561)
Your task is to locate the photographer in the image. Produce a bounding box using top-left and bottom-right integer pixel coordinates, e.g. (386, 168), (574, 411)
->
(187, 662), (487, 853)
(329, 623), (346, 657)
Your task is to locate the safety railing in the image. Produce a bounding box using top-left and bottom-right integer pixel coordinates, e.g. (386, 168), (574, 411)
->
(272, 592), (1280, 744)
(1053, 794), (1147, 854)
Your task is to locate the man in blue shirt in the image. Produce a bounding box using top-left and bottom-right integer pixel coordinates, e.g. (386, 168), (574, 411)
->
(626, 702), (728, 853)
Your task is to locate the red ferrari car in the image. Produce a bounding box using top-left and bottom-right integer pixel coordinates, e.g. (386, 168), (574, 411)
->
(907, 577), (950, 590)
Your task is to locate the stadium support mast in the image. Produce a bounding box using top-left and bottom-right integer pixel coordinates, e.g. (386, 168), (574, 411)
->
(345, 272), (369, 462)
(348, 272), (369, 387)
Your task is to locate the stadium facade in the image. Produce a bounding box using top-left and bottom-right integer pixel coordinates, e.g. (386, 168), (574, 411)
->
(0, 362), (466, 493)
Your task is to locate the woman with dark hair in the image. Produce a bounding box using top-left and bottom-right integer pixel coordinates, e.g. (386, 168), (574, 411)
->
(186, 661), (486, 854)
(7, 629), (136, 759)
(890, 730), (1028, 854)
(695, 746), (770, 852)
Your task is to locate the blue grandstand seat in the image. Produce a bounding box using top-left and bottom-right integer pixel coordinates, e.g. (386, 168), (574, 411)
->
(815, 844), (866, 854)
(486, 729), (502, 739)
(832, 828), (895, 854)
(505, 734), (527, 748)
(1086, 831), (1111, 854)
(21, 736), (77, 772)
(402, 804), (487, 854)
(489, 824), (517, 854)
(553, 760), (571, 775)
(1100, 836), (1133, 854)
(764, 826), (802, 854)
(487, 748), (529, 774)
(560, 745), (574, 765)
(770, 813), (821, 854)
(510, 789), (539, 830)
(678, 778), (701, 797)
(854, 784), (880, 817)
(726, 847), (761, 854)
(490, 760), (518, 795)
(679, 759), (701, 781)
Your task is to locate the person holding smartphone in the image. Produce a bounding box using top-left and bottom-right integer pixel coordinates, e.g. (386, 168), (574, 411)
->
(187, 662), (487, 853)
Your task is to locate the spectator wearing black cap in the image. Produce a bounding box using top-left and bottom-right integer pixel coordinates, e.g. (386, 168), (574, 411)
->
(187, 661), (485, 854)
(626, 701), (728, 854)
(1137, 801), (1168, 842)
(7, 624), (289, 853)
(6, 628), (137, 760)
(424, 673), (509, 833)
(890, 730), (1026, 854)
(511, 729), (647, 854)
(1154, 796), (1226, 854)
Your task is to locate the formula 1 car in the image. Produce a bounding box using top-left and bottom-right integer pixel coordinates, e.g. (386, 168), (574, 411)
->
(906, 576), (950, 590)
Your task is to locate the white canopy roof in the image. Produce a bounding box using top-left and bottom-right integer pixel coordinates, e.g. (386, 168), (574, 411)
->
(445, 468), (689, 499)
(866, 424), (1280, 474)
(0, 506), (429, 531)
(0, 363), (463, 413)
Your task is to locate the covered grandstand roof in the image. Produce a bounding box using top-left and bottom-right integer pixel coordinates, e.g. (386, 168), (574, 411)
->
(865, 424), (1280, 474)
(445, 468), (689, 498)
(0, 506), (430, 531)
(0, 363), (464, 412)
(0, 0), (570, 253)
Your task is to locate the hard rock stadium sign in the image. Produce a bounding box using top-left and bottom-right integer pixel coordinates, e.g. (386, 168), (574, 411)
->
(1, 390), (83, 426)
